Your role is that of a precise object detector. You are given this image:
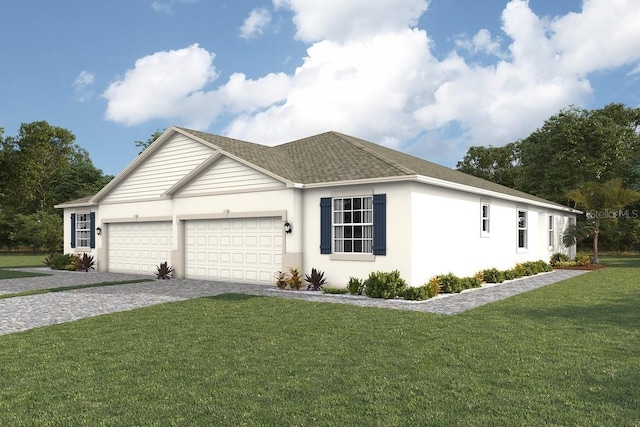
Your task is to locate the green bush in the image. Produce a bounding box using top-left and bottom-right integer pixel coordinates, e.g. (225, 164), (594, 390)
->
(550, 252), (570, 265)
(363, 270), (407, 299)
(347, 277), (364, 295)
(48, 253), (76, 270)
(401, 285), (431, 301)
(503, 269), (518, 281)
(460, 276), (482, 289)
(483, 268), (505, 283)
(439, 273), (463, 293)
(322, 286), (348, 295)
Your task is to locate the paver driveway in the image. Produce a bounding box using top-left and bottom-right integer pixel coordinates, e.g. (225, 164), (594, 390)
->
(0, 268), (588, 336)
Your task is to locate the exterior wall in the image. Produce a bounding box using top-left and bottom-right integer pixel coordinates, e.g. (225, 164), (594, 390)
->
(300, 182), (413, 287)
(410, 183), (576, 283)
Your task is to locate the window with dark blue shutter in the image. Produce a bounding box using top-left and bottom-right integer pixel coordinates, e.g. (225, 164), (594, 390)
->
(320, 197), (332, 254)
(372, 194), (386, 255)
(70, 213), (76, 248)
(90, 212), (96, 249)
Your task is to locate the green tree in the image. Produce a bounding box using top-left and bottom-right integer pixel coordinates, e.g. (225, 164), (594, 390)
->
(456, 142), (520, 188)
(562, 178), (640, 264)
(135, 128), (165, 154)
(1, 121), (76, 213)
(51, 148), (113, 206)
(516, 104), (640, 204)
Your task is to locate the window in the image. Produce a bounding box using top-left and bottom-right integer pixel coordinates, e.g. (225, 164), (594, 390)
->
(333, 196), (373, 253)
(481, 203), (490, 236)
(320, 194), (386, 256)
(71, 212), (95, 249)
(517, 209), (527, 249)
(548, 215), (554, 248)
(76, 213), (91, 248)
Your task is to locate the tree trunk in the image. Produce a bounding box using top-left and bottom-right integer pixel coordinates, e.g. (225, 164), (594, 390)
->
(592, 230), (599, 265)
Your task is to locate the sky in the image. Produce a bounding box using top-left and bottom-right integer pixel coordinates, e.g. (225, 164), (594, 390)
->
(1, 0), (640, 177)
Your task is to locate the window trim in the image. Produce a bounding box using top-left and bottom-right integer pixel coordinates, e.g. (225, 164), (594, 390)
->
(517, 209), (528, 252)
(480, 202), (491, 237)
(332, 195), (374, 255)
(548, 214), (554, 249)
(71, 211), (95, 249)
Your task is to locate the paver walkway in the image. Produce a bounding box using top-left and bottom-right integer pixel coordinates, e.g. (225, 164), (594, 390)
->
(0, 268), (589, 336)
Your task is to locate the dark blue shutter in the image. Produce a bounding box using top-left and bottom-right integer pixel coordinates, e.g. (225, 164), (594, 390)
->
(372, 194), (386, 255)
(70, 213), (76, 248)
(320, 197), (332, 254)
(89, 212), (96, 249)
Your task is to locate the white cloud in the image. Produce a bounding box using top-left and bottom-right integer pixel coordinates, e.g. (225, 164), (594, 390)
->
(102, 44), (291, 129)
(73, 70), (95, 102)
(239, 8), (272, 39)
(151, 0), (199, 14)
(273, 0), (429, 42)
(106, 0), (640, 165)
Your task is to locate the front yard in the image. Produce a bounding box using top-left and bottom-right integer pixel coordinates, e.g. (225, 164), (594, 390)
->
(0, 257), (637, 425)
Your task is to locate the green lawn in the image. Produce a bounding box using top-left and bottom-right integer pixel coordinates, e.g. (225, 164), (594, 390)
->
(0, 258), (637, 425)
(0, 253), (47, 268)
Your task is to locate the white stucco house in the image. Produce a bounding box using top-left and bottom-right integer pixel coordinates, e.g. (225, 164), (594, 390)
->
(55, 127), (579, 286)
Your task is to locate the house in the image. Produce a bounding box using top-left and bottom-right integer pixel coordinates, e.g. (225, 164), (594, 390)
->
(55, 127), (579, 286)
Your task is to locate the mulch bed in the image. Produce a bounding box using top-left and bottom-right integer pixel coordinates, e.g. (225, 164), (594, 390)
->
(553, 264), (607, 271)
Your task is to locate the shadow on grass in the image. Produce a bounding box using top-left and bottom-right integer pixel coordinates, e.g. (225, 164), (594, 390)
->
(505, 290), (640, 327)
(206, 293), (258, 302)
(599, 256), (640, 268)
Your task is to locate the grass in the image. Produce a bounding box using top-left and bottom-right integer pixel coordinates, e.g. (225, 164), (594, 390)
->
(0, 253), (47, 268)
(0, 269), (49, 280)
(0, 279), (153, 300)
(0, 257), (637, 425)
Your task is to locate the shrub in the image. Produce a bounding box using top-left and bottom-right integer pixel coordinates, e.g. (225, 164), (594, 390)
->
(439, 273), (463, 293)
(48, 253), (76, 270)
(550, 252), (570, 266)
(575, 252), (592, 266)
(503, 269), (518, 281)
(513, 263), (526, 278)
(274, 271), (288, 289)
(322, 286), (348, 295)
(287, 267), (303, 290)
(474, 270), (484, 284)
(305, 268), (327, 291)
(363, 270), (407, 299)
(426, 277), (441, 298)
(74, 253), (96, 272)
(483, 268), (505, 283)
(401, 285), (431, 301)
(155, 261), (174, 280)
(347, 277), (364, 295)
(461, 276), (482, 289)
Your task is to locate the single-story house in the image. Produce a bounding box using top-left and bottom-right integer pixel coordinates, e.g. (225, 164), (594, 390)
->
(56, 127), (579, 286)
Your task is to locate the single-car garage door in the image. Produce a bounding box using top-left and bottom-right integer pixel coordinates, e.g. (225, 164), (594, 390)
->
(108, 222), (173, 274)
(185, 217), (282, 284)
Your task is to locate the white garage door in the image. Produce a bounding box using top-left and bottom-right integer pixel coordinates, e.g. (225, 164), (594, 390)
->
(108, 222), (173, 274)
(185, 217), (282, 284)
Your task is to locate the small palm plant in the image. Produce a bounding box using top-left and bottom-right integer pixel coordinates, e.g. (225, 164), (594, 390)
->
(287, 267), (303, 290)
(305, 268), (327, 291)
(155, 261), (174, 280)
(74, 253), (96, 272)
(274, 271), (288, 289)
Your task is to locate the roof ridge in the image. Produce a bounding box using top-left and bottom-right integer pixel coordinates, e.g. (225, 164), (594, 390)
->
(329, 131), (417, 176)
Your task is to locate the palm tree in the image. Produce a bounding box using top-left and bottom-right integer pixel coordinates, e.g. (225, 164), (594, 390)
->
(563, 178), (640, 264)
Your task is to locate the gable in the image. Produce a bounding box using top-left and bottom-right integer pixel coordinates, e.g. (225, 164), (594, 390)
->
(175, 156), (286, 197)
(102, 133), (215, 203)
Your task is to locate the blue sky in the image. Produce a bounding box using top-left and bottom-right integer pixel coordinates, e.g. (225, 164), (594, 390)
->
(2, 0), (639, 177)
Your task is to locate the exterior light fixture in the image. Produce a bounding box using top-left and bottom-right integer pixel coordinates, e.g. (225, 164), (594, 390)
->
(96, 227), (102, 236)
(284, 221), (292, 234)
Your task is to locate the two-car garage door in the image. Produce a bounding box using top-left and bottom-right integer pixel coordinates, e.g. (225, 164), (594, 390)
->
(184, 217), (282, 284)
(107, 218), (282, 284)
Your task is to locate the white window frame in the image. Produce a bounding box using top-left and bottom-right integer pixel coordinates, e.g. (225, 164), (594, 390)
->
(517, 209), (528, 251)
(548, 214), (554, 249)
(481, 202), (491, 237)
(76, 213), (91, 248)
(332, 196), (373, 254)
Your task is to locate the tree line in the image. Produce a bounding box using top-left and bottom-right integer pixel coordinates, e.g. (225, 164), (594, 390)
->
(456, 103), (640, 251)
(0, 121), (112, 252)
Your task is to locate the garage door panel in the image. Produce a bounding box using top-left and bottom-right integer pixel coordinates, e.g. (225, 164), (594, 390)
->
(108, 221), (173, 275)
(185, 217), (281, 284)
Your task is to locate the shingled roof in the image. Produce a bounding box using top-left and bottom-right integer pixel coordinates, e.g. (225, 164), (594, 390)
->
(181, 128), (571, 210)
